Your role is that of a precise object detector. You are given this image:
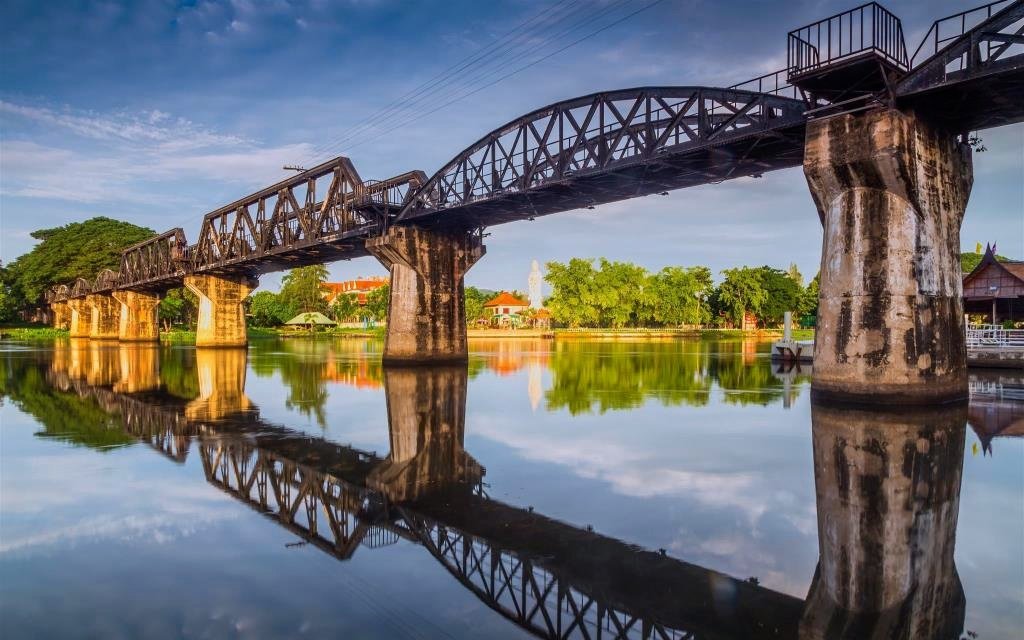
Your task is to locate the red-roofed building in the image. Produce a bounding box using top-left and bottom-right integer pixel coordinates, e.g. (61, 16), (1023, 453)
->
(321, 277), (388, 306)
(484, 292), (530, 316)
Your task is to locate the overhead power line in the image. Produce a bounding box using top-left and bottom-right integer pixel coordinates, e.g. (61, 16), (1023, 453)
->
(340, 0), (668, 156)
(299, 0), (588, 164)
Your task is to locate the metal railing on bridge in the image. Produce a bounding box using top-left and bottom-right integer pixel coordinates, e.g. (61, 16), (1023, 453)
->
(787, 2), (909, 76)
(966, 324), (1024, 348)
(910, 0), (1017, 66)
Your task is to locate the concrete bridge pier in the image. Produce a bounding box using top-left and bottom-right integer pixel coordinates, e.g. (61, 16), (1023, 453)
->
(804, 108), (973, 405)
(67, 300), (91, 338)
(51, 302), (70, 330)
(799, 402), (966, 639)
(367, 365), (481, 502)
(112, 290), (161, 342)
(86, 293), (120, 340)
(367, 227), (485, 364)
(184, 274), (256, 348)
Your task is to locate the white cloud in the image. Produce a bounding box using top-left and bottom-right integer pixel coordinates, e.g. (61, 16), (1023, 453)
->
(0, 100), (314, 210)
(0, 100), (247, 148)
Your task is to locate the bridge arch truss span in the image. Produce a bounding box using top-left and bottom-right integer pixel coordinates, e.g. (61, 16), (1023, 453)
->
(118, 228), (189, 291)
(398, 87), (808, 228)
(90, 269), (121, 294)
(189, 158), (426, 276)
(69, 278), (92, 299)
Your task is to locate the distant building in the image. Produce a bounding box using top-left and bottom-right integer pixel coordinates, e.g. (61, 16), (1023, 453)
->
(963, 244), (1024, 324)
(321, 277), (388, 306)
(483, 292), (531, 327)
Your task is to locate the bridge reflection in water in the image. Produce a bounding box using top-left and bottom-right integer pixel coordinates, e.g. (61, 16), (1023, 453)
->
(19, 342), (991, 639)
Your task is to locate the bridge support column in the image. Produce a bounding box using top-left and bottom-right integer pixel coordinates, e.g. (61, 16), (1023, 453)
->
(184, 274), (255, 348)
(799, 402), (966, 639)
(804, 108), (972, 404)
(112, 290), (160, 342)
(67, 300), (90, 338)
(367, 227), (485, 364)
(86, 294), (120, 340)
(51, 302), (70, 330)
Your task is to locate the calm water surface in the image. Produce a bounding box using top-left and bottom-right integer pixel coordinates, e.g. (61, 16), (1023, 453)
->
(0, 337), (1021, 639)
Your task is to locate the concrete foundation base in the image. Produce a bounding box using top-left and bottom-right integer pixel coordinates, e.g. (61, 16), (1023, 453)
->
(113, 290), (161, 342)
(184, 274), (256, 348)
(367, 227), (485, 364)
(804, 108), (973, 404)
(86, 294), (120, 340)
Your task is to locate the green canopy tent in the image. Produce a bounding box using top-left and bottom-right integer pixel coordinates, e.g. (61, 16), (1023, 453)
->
(284, 312), (337, 329)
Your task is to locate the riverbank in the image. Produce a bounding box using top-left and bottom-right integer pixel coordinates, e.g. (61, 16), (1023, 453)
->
(2, 325), (813, 343)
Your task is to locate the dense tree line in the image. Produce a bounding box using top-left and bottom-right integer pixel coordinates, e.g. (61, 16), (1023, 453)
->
(0, 217), (154, 321)
(544, 258), (818, 328)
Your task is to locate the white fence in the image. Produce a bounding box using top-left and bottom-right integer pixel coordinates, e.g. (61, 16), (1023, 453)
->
(966, 325), (1024, 348)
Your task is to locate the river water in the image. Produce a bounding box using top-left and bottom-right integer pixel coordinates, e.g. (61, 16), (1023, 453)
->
(0, 337), (1021, 639)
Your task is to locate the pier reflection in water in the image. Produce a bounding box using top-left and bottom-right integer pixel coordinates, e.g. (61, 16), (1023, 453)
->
(0, 339), (1020, 639)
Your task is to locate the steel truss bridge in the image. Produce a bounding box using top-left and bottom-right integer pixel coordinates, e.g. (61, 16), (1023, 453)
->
(43, 363), (803, 640)
(47, 0), (1024, 304)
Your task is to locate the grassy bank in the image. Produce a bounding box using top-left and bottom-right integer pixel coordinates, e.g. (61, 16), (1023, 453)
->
(0, 326), (69, 340)
(158, 326), (385, 344)
(552, 327), (815, 340)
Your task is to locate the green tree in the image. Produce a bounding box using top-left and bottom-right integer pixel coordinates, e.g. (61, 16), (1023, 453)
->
(1, 217), (154, 309)
(464, 286), (491, 324)
(717, 267), (768, 327)
(647, 266), (714, 326)
(249, 290), (290, 326)
(545, 258), (600, 327)
(330, 293), (360, 323)
(754, 266), (802, 326)
(365, 285), (390, 321)
(159, 287), (197, 330)
(0, 283), (19, 323)
(799, 274), (820, 319)
(592, 259), (648, 328)
(279, 265), (329, 314)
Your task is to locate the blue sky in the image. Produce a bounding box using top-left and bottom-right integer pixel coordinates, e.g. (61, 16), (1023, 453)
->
(2, 0), (1021, 292)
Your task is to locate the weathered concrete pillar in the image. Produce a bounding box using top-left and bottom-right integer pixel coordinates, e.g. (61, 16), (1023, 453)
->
(51, 302), (71, 330)
(184, 274), (256, 348)
(804, 108), (972, 404)
(184, 347), (252, 421)
(112, 290), (161, 342)
(799, 401), (966, 639)
(67, 299), (91, 338)
(86, 293), (120, 340)
(366, 365), (481, 502)
(366, 227), (485, 364)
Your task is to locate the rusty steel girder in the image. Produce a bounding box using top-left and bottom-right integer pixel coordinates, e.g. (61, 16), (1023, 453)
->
(69, 278), (92, 299)
(397, 86), (808, 228)
(188, 157), (425, 275)
(897, 0), (1024, 131)
(119, 228), (188, 291)
(90, 269), (120, 294)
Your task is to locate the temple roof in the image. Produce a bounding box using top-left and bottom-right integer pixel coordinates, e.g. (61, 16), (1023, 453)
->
(483, 292), (530, 308)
